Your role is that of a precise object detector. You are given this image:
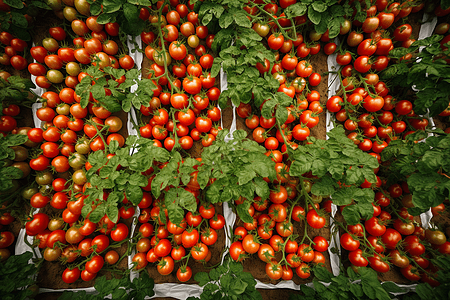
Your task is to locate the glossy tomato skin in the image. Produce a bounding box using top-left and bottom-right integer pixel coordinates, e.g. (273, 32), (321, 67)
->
(157, 256), (174, 275)
(313, 236), (329, 252)
(26, 213), (49, 236)
(230, 241), (246, 261)
(62, 267), (80, 284)
(85, 255), (104, 274)
(349, 249), (368, 267)
(306, 210), (326, 229)
(340, 233), (360, 251)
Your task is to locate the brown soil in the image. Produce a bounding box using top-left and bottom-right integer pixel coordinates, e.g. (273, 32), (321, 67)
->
(145, 203), (226, 284)
(309, 51), (329, 140)
(432, 115), (449, 131)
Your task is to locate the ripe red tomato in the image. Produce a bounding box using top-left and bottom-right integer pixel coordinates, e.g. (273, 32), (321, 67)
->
(85, 255), (104, 274)
(306, 210), (326, 229)
(242, 234), (260, 254)
(313, 236), (329, 252)
(268, 33), (284, 50)
(62, 267), (80, 284)
(155, 238), (173, 257)
(111, 223), (129, 242)
(368, 254), (390, 273)
(157, 256), (174, 275)
(363, 96), (384, 112)
(230, 241), (246, 261)
(91, 235), (109, 253)
(393, 24), (412, 41)
(365, 217), (386, 237)
(349, 249), (368, 267)
(340, 233), (360, 251)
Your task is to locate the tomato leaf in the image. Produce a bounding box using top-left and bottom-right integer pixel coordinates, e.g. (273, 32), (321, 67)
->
(125, 184), (143, 206)
(254, 177), (270, 200)
(236, 202), (253, 224)
(328, 17), (342, 39)
(230, 277), (248, 295)
(308, 6), (322, 25)
(285, 3), (307, 19)
(233, 10), (251, 28)
(89, 203), (107, 223)
(194, 271), (210, 287)
(164, 189), (186, 225)
(129, 271), (155, 299)
(101, 0), (123, 13)
(4, 0), (23, 9)
(311, 177), (336, 196)
(178, 188), (197, 212)
(382, 282), (405, 294)
(106, 205), (119, 223)
(311, 1), (327, 12)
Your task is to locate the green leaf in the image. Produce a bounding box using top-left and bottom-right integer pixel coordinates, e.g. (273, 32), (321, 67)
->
(96, 13), (112, 24)
(90, 1), (102, 15)
(382, 282), (404, 294)
(275, 106), (288, 125)
(106, 205), (119, 223)
(442, 0), (450, 9)
(10, 12), (28, 29)
(237, 168), (256, 185)
(236, 202), (253, 223)
(4, 0), (23, 9)
(285, 3), (307, 18)
(234, 11), (251, 28)
(312, 177), (336, 196)
(178, 188), (197, 212)
(328, 17), (342, 39)
(289, 159), (312, 176)
(219, 12), (234, 29)
(330, 5), (345, 17)
(254, 177), (270, 200)
(102, 0), (123, 13)
(194, 271), (210, 287)
(125, 184), (143, 206)
(311, 1), (327, 12)
(89, 203), (107, 223)
(165, 197), (184, 226)
(313, 265), (333, 282)
(123, 2), (139, 23)
(350, 284), (363, 298)
(308, 6), (322, 25)
(31, 1), (51, 9)
(230, 278), (248, 295)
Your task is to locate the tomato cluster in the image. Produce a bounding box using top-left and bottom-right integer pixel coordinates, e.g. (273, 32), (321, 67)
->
(1, 104), (36, 261)
(238, 55), (323, 146)
(137, 1), (221, 151)
(133, 200), (225, 282)
(12, 9), (139, 283)
(230, 174), (333, 281)
(324, 2), (446, 190)
(327, 3), (450, 284)
(0, 31), (29, 71)
(339, 179), (449, 285)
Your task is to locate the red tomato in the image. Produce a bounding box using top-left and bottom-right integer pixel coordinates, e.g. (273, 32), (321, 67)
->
(306, 210), (326, 229)
(62, 267), (80, 284)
